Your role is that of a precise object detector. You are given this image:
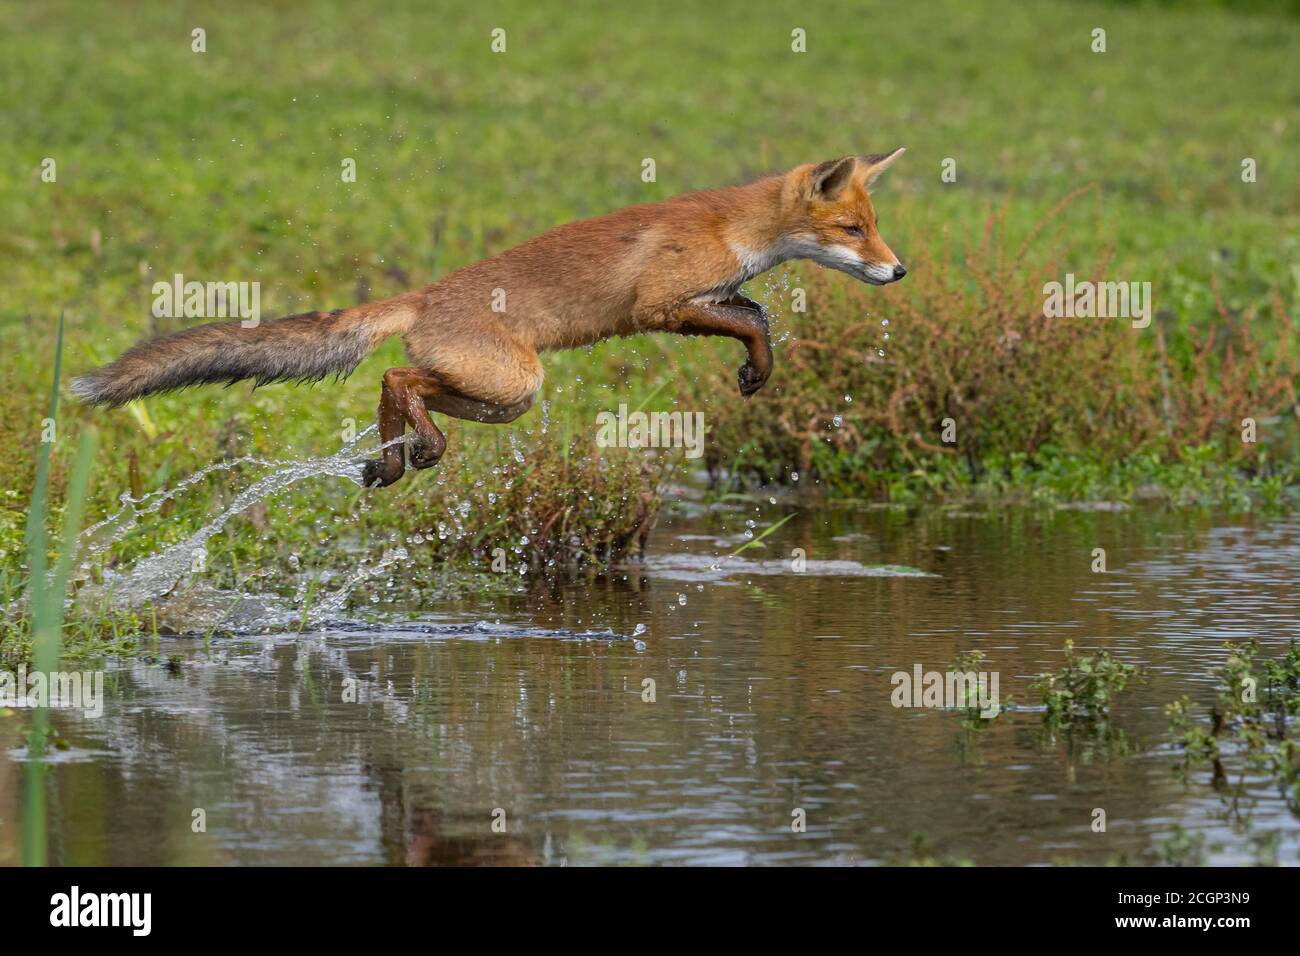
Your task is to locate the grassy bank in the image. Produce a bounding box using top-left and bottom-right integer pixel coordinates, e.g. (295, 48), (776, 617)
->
(2, 0), (1299, 657)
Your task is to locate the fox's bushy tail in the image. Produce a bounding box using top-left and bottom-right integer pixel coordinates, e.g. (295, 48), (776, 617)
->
(72, 295), (419, 407)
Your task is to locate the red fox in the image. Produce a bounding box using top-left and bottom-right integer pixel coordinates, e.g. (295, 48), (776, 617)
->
(75, 149), (906, 488)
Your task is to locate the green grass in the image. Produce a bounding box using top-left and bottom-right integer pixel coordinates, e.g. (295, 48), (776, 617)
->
(2, 0), (1298, 654)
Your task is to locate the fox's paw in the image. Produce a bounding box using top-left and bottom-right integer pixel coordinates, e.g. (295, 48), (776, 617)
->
(362, 458), (404, 489)
(737, 360), (771, 398)
(408, 432), (446, 470)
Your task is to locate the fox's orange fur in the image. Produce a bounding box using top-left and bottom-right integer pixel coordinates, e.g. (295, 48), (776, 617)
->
(76, 150), (906, 487)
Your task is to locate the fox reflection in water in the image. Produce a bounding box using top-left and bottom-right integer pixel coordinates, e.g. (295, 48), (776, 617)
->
(367, 758), (540, 866)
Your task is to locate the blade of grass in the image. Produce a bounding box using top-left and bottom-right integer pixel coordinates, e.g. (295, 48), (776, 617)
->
(22, 312), (64, 584)
(634, 379), (669, 414)
(23, 426), (98, 867)
(730, 511), (796, 557)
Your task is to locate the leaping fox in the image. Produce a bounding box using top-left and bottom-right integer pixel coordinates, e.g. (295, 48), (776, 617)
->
(74, 149), (907, 487)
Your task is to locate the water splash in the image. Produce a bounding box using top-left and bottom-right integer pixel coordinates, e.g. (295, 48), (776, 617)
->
(76, 426), (403, 613)
(303, 546), (409, 624)
(759, 269), (798, 345)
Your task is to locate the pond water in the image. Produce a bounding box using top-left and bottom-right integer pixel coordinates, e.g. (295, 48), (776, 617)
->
(2, 501), (1298, 865)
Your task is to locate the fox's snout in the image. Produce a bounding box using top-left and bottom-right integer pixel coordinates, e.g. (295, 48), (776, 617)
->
(885, 262), (907, 282)
(859, 232), (906, 285)
(857, 259), (907, 285)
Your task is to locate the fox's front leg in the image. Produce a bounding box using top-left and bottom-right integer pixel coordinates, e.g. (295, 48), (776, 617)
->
(666, 296), (773, 398)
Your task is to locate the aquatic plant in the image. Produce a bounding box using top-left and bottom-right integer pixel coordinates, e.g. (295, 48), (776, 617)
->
(1156, 825), (1214, 867)
(1168, 640), (1300, 814)
(889, 832), (975, 867)
(948, 649), (1012, 730)
(1032, 639), (1141, 726)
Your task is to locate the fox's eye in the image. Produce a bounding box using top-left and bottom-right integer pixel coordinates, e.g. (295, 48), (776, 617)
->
(842, 225), (865, 238)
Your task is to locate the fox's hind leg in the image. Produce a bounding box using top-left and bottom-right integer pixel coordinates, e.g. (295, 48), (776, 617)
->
(362, 368), (449, 488)
(362, 364), (539, 488)
(422, 386), (536, 425)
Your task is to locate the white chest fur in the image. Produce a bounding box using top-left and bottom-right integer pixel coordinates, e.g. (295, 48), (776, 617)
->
(692, 235), (821, 304)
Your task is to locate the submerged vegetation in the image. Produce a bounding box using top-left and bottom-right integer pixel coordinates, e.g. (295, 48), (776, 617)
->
(1032, 639), (1143, 728)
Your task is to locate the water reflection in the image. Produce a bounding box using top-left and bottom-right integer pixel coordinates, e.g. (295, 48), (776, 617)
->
(2, 506), (1297, 865)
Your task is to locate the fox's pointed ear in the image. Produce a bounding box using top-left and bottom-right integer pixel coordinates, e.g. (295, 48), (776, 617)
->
(808, 156), (857, 200)
(858, 147), (906, 187)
